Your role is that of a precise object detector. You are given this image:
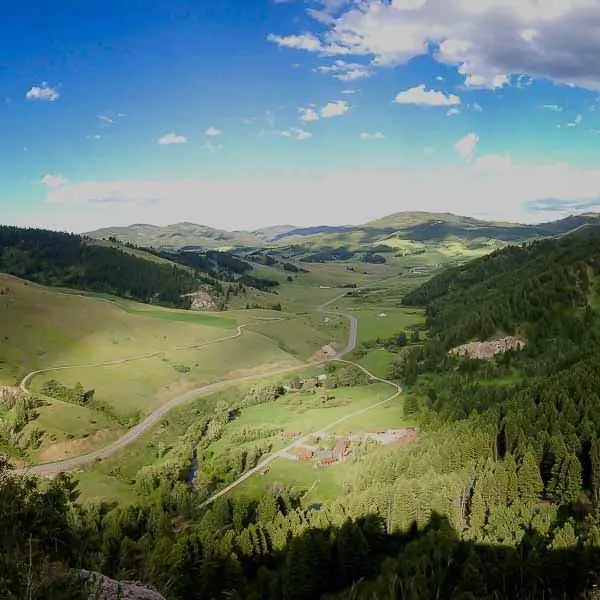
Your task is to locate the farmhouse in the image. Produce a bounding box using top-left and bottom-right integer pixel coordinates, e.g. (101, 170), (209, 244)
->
(332, 439), (351, 460)
(297, 448), (314, 461)
(315, 449), (337, 467)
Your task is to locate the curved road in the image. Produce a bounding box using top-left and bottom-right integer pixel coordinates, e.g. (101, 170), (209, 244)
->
(13, 273), (402, 476)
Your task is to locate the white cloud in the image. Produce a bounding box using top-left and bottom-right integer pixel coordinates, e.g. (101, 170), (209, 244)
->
(454, 132), (479, 161)
(299, 107), (320, 122)
(394, 84), (461, 106)
(157, 133), (188, 145)
(205, 126), (223, 136)
(316, 59), (373, 81)
(40, 174), (68, 188)
(446, 107), (460, 116)
(470, 102), (483, 111)
(37, 157), (600, 233)
(435, 75), (444, 81)
(279, 127), (313, 140)
(25, 83), (59, 101)
(340, 88), (359, 94)
(567, 114), (582, 127)
(98, 115), (115, 124)
(268, 0), (600, 90)
(321, 100), (349, 117)
(541, 104), (563, 112)
(296, 129), (313, 140)
(360, 132), (384, 139)
(266, 33), (324, 52)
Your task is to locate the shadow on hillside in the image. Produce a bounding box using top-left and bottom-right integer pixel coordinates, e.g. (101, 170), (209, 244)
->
(234, 511), (600, 600)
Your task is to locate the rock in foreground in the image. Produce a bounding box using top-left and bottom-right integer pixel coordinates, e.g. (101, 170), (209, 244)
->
(77, 570), (166, 600)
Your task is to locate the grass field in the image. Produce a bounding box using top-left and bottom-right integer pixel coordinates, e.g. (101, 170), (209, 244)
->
(209, 382), (396, 457)
(23, 401), (124, 463)
(0, 274), (237, 386)
(31, 330), (304, 417)
(357, 348), (400, 379)
(232, 458), (359, 506)
(346, 307), (425, 344)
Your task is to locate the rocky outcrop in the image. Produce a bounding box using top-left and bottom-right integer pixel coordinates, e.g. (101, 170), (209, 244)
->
(184, 290), (216, 309)
(77, 570), (166, 600)
(449, 336), (525, 359)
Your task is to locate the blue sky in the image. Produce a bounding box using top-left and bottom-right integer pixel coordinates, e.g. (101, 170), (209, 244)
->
(4, 0), (600, 232)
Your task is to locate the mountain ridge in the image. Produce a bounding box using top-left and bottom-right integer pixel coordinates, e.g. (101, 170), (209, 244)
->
(85, 212), (600, 251)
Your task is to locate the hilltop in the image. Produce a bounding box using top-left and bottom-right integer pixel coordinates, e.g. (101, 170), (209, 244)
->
(85, 212), (600, 257)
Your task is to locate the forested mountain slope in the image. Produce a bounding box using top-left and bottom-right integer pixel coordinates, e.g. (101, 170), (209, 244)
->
(0, 226), (197, 307)
(0, 226), (278, 309)
(403, 224), (600, 349)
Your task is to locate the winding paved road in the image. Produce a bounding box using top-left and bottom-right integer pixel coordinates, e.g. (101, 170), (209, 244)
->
(13, 273), (402, 476)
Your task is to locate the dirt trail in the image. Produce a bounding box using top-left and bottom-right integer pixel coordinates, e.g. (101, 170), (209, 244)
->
(12, 273), (405, 476)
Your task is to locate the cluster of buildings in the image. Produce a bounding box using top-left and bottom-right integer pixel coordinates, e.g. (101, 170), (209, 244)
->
(297, 438), (351, 467)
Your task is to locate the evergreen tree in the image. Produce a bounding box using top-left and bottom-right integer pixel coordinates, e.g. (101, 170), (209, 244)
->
(518, 448), (544, 505)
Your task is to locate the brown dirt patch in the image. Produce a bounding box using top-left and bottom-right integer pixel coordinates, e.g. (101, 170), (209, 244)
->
(39, 428), (121, 462)
(309, 344), (337, 363)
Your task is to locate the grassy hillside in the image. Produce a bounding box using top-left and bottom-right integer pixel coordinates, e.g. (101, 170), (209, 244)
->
(87, 221), (264, 249)
(0, 273), (239, 387)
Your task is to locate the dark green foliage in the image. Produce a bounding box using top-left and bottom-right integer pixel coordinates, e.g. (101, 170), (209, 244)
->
(403, 227), (600, 348)
(0, 226), (197, 307)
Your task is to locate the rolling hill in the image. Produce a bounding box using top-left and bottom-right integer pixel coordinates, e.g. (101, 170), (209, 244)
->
(88, 222), (266, 250)
(86, 212), (600, 255)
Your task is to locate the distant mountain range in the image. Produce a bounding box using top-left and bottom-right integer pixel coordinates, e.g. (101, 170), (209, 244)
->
(86, 212), (600, 252)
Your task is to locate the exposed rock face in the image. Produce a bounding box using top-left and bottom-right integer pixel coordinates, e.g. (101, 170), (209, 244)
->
(449, 336), (525, 359)
(184, 290), (216, 309)
(77, 570), (166, 600)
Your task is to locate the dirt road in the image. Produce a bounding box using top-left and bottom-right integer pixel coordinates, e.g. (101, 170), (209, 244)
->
(13, 274), (402, 476)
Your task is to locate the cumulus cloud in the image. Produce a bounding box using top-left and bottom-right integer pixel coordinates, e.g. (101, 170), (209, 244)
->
(470, 102), (483, 112)
(25, 83), (59, 101)
(37, 156), (600, 233)
(541, 104), (563, 112)
(454, 132), (479, 161)
(394, 84), (461, 106)
(321, 100), (349, 117)
(268, 0), (600, 90)
(446, 107), (460, 116)
(316, 59), (373, 81)
(360, 131), (384, 139)
(157, 133), (188, 145)
(205, 126), (223, 136)
(40, 174), (68, 188)
(299, 107), (320, 122)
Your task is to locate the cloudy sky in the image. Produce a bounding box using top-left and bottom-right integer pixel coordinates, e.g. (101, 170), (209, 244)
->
(5, 0), (600, 232)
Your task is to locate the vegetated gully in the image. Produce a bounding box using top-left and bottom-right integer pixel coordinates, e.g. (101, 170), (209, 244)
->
(14, 275), (404, 479)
